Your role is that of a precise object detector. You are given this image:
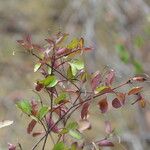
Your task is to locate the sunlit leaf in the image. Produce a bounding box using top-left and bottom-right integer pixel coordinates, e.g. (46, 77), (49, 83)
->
(139, 99), (146, 108)
(0, 120), (13, 129)
(52, 142), (65, 150)
(98, 98), (108, 113)
(37, 106), (49, 120)
(67, 38), (79, 49)
(132, 76), (146, 82)
(95, 86), (112, 94)
(69, 130), (82, 140)
(54, 92), (68, 104)
(47, 66), (52, 75)
(39, 75), (58, 87)
(66, 121), (78, 130)
(69, 59), (84, 76)
(128, 87), (143, 95)
(34, 63), (41, 72)
(16, 100), (32, 114)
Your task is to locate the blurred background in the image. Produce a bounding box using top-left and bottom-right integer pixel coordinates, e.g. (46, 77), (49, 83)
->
(0, 0), (150, 149)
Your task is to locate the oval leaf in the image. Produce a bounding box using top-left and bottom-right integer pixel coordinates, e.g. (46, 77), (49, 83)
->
(112, 98), (122, 109)
(16, 100), (32, 114)
(97, 139), (114, 147)
(98, 98), (108, 113)
(69, 130), (82, 140)
(52, 142), (65, 150)
(128, 87), (143, 95)
(81, 102), (90, 119)
(27, 119), (37, 134)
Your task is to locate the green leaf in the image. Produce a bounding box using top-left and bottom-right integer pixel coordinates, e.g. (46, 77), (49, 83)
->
(39, 75), (58, 87)
(69, 63), (77, 76)
(69, 59), (84, 76)
(95, 86), (109, 93)
(67, 66), (74, 80)
(16, 100), (32, 114)
(59, 128), (68, 135)
(52, 142), (65, 150)
(37, 106), (49, 120)
(132, 60), (143, 74)
(66, 122), (78, 130)
(115, 44), (130, 63)
(47, 66), (52, 74)
(34, 63), (41, 72)
(54, 92), (68, 105)
(68, 130), (82, 140)
(67, 38), (79, 49)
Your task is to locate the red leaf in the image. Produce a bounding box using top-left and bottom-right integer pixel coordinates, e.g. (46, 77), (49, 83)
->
(32, 131), (43, 137)
(132, 76), (146, 82)
(81, 102), (90, 119)
(112, 98), (122, 108)
(105, 69), (115, 85)
(97, 139), (114, 147)
(46, 113), (59, 133)
(8, 143), (16, 150)
(128, 87), (143, 95)
(31, 100), (38, 116)
(98, 98), (108, 113)
(91, 71), (101, 90)
(35, 82), (44, 91)
(83, 47), (93, 51)
(56, 48), (68, 55)
(117, 92), (126, 105)
(27, 119), (37, 134)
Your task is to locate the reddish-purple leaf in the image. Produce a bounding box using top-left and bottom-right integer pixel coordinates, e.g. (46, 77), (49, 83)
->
(35, 82), (44, 91)
(105, 69), (115, 85)
(117, 92), (126, 105)
(8, 143), (16, 150)
(32, 131), (43, 137)
(112, 98), (122, 108)
(132, 76), (146, 82)
(128, 87), (143, 95)
(81, 102), (90, 119)
(27, 119), (37, 134)
(97, 139), (114, 147)
(98, 98), (108, 113)
(91, 71), (101, 90)
(46, 113), (59, 133)
(31, 100), (38, 116)
(56, 48), (68, 55)
(83, 47), (93, 51)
